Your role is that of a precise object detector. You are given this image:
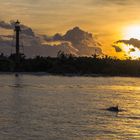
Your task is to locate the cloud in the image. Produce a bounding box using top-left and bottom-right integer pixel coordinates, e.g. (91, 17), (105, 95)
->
(129, 48), (136, 52)
(112, 45), (122, 52)
(0, 21), (13, 29)
(116, 38), (140, 49)
(37, 26), (103, 56)
(0, 20), (35, 37)
(41, 42), (79, 57)
(0, 21), (103, 57)
(62, 27), (103, 56)
(22, 27), (35, 37)
(94, 0), (140, 6)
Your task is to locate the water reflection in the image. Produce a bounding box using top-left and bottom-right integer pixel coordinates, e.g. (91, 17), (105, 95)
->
(0, 75), (140, 139)
(7, 75), (33, 139)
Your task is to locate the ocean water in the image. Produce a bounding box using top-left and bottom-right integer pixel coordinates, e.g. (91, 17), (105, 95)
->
(0, 74), (140, 140)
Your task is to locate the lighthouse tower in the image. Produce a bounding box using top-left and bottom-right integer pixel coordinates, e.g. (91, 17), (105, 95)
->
(14, 20), (21, 71)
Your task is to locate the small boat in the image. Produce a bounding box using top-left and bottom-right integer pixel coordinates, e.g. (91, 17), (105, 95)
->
(107, 105), (120, 112)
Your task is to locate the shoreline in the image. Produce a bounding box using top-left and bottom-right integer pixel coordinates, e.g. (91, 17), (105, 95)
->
(0, 72), (140, 78)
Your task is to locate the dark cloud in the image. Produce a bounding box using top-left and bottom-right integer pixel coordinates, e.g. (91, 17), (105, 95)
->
(94, 0), (140, 6)
(129, 48), (136, 52)
(112, 45), (122, 52)
(41, 42), (79, 57)
(116, 38), (140, 49)
(0, 21), (12, 29)
(22, 27), (35, 37)
(43, 33), (63, 42)
(0, 21), (35, 36)
(53, 33), (63, 41)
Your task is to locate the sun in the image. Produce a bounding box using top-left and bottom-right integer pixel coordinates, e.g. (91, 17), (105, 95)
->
(120, 25), (140, 59)
(123, 25), (140, 40)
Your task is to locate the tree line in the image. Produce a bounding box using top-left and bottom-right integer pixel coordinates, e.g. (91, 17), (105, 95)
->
(0, 52), (140, 76)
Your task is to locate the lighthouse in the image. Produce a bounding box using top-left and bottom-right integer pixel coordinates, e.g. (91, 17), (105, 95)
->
(14, 20), (21, 72)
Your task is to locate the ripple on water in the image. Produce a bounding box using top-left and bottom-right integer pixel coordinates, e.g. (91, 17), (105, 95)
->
(0, 75), (140, 139)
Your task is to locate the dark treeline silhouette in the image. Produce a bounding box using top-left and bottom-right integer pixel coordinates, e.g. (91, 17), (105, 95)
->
(1, 52), (140, 76)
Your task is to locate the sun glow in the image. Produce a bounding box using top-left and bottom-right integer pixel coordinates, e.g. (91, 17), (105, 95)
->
(121, 25), (140, 59)
(124, 25), (140, 40)
(121, 44), (140, 59)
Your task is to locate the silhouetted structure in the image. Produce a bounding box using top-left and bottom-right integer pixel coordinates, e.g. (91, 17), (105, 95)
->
(14, 20), (21, 72)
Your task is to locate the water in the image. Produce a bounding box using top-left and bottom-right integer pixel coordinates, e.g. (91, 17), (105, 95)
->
(0, 74), (140, 140)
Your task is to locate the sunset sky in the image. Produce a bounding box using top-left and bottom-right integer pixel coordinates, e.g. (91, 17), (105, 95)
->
(1, 0), (140, 58)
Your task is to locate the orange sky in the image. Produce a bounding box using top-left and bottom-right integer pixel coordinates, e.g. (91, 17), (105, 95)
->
(1, 0), (140, 58)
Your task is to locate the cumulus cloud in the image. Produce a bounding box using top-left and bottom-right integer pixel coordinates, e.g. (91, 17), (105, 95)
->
(41, 27), (103, 56)
(61, 27), (102, 56)
(0, 21), (103, 57)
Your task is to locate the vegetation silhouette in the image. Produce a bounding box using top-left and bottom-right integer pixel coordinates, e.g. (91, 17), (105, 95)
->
(1, 52), (140, 76)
